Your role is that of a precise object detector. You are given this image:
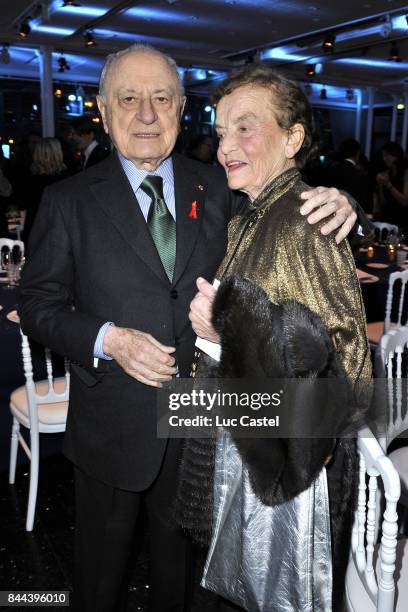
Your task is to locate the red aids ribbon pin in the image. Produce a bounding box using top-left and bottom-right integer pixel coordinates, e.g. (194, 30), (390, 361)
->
(188, 201), (198, 219)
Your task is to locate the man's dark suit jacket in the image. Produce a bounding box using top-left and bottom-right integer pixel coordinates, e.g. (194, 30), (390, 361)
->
(85, 143), (110, 169)
(327, 160), (373, 214)
(19, 152), (243, 491)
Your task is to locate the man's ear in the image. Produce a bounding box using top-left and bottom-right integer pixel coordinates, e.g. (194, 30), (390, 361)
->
(96, 95), (109, 135)
(285, 123), (305, 160)
(179, 96), (187, 119)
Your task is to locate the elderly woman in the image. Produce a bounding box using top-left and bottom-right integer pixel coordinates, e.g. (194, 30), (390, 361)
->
(181, 64), (371, 612)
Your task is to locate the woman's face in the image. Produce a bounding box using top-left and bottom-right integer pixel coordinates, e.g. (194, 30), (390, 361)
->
(382, 151), (397, 169)
(215, 84), (303, 201)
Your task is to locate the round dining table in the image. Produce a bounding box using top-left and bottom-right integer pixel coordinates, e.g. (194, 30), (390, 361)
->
(355, 245), (408, 323)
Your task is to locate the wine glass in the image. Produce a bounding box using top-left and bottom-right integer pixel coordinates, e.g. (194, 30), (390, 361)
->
(1, 248), (20, 289)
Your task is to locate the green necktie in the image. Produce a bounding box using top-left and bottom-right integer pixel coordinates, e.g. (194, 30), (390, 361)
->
(140, 175), (176, 282)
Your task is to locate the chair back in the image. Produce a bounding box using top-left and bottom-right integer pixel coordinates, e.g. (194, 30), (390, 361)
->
(375, 326), (408, 447)
(348, 428), (400, 611)
(384, 270), (408, 334)
(20, 330), (70, 435)
(372, 223), (399, 244)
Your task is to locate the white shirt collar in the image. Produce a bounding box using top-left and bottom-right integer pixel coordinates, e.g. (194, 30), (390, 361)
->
(84, 140), (98, 163)
(117, 152), (174, 193)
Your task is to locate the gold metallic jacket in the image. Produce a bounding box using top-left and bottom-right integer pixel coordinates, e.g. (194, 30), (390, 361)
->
(216, 167), (372, 383)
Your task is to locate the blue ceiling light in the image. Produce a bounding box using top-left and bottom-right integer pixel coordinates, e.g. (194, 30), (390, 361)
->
(300, 82), (361, 107)
(184, 68), (207, 81)
(92, 27), (144, 39)
(32, 25), (75, 36)
(260, 47), (305, 62)
(126, 7), (184, 23)
(261, 13), (408, 62)
(204, 105), (212, 112)
(392, 15), (408, 30)
(5, 46), (36, 60)
(68, 94), (76, 101)
(336, 57), (408, 69)
(194, 69), (207, 81)
(50, 0), (106, 17)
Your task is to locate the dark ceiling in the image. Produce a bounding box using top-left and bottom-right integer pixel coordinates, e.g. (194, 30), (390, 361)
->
(0, 0), (407, 100)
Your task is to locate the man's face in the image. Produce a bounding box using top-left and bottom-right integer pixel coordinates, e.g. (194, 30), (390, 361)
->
(72, 131), (93, 152)
(97, 51), (185, 171)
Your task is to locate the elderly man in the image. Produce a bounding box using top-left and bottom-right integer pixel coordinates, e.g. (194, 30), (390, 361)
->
(20, 44), (358, 612)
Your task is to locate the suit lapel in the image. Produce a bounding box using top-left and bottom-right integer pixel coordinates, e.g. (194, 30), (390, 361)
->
(89, 154), (169, 284)
(172, 153), (206, 286)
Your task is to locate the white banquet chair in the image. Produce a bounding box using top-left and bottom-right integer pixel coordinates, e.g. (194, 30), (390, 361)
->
(373, 222), (399, 244)
(366, 270), (408, 345)
(375, 326), (408, 446)
(345, 428), (408, 612)
(375, 327), (408, 522)
(9, 329), (69, 531)
(0, 237), (24, 282)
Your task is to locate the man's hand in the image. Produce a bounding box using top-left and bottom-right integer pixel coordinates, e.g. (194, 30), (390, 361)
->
(300, 186), (357, 244)
(103, 326), (176, 387)
(189, 278), (220, 343)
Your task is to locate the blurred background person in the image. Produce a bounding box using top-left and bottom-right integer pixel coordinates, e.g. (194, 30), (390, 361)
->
(71, 116), (110, 169)
(184, 134), (215, 164)
(373, 141), (408, 232)
(24, 137), (69, 242)
(58, 123), (82, 175)
(0, 147), (13, 236)
(326, 139), (373, 214)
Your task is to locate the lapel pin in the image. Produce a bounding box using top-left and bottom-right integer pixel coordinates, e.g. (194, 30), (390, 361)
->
(197, 184), (204, 191)
(188, 201), (198, 219)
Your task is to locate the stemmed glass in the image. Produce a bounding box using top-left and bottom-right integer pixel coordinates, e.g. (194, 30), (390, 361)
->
(1, 248), (24, 289)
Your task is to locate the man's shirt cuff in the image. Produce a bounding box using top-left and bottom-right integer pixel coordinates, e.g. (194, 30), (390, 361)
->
(93, 322), (114, 367)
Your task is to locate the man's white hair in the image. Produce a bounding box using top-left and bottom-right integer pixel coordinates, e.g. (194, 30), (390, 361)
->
(98, 43), (185, 100)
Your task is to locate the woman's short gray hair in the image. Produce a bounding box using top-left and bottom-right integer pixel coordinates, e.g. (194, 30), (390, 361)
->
(99, 44), (185, 100)
(213, 64), (319, 167)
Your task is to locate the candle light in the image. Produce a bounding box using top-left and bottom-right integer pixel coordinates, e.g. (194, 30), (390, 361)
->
(387, 244), (396, 262)
(367, 246), (374, 259)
